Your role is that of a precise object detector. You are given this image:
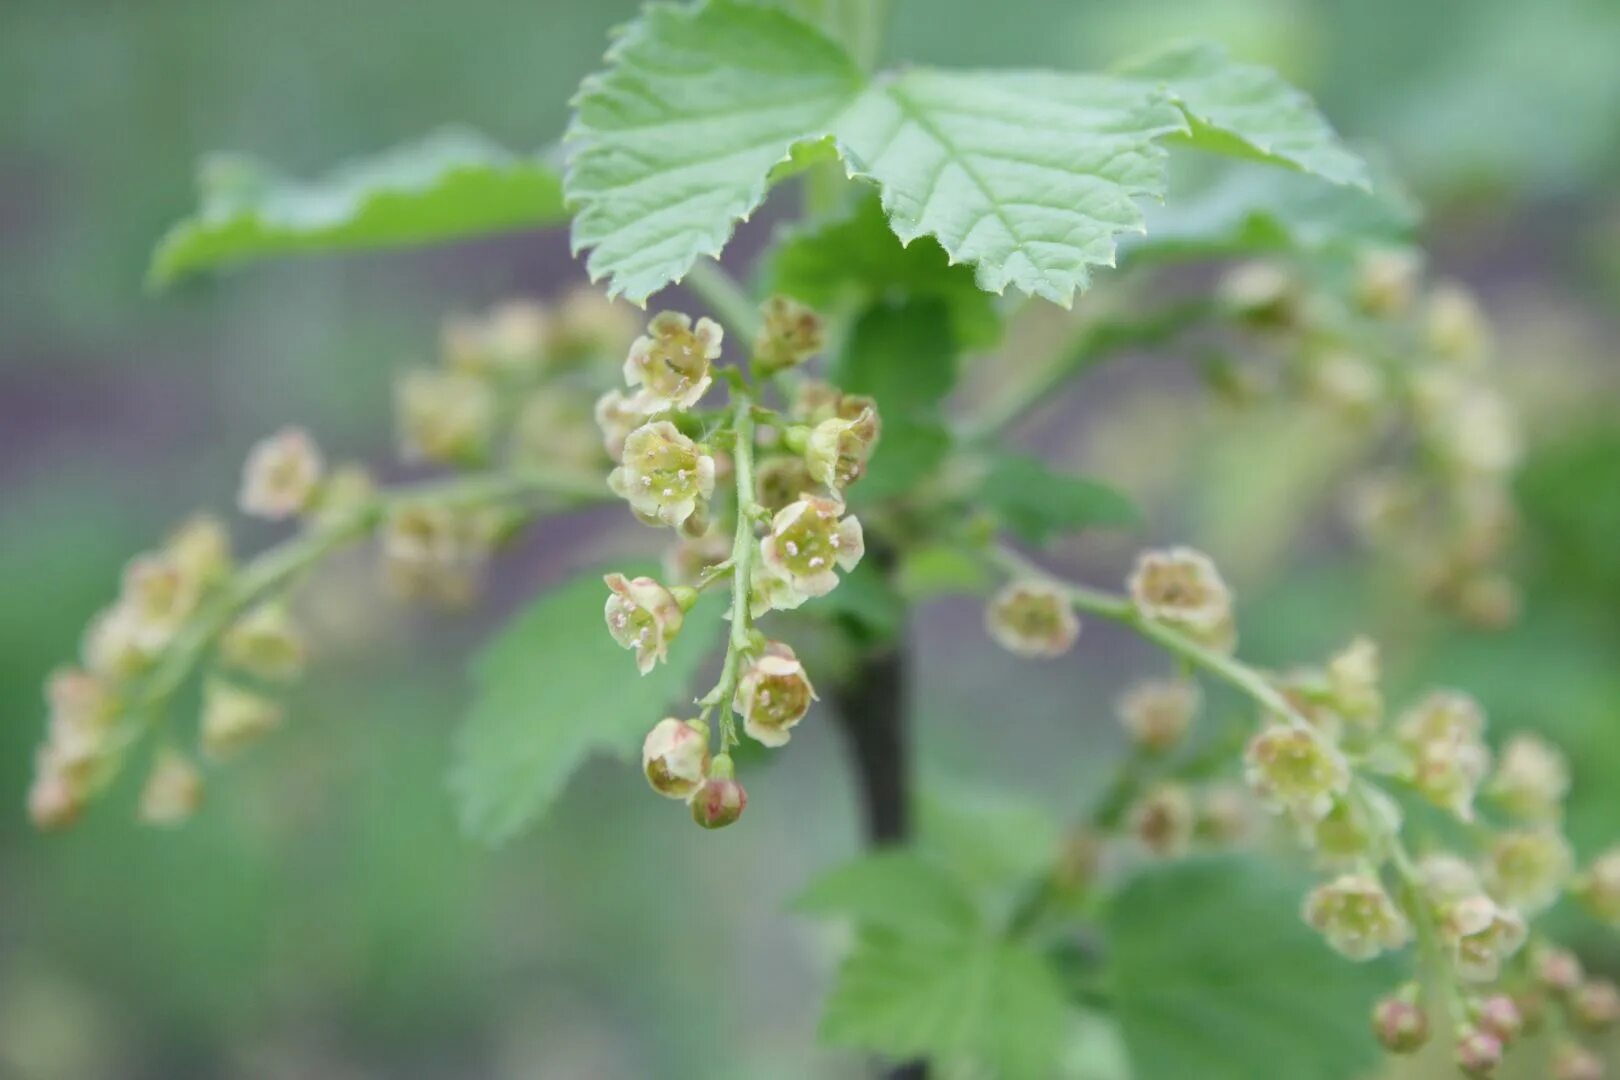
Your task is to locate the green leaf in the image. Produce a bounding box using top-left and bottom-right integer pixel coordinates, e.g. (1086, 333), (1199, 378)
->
(917, 781), (1064, 888)
(1116, 41), (1371, 189)
(450, 565), (725, 846)
(822, 926), (1069, 1079)
(1105, 856), (1398, 1080)
(897, 544), (991, 602)
(566, 0), (863, 303)
(150, 128), (567, 287)
(796, 850), (978, 934)
(766, 195), (1002, 349)
(980, 452), (1140, 545)
(835, 70), (1187, 306)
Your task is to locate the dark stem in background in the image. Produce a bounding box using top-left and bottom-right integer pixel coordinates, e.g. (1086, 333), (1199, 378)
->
(828, 548), (925, 1080)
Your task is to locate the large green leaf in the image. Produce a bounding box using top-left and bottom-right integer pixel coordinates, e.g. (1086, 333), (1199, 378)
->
(979, 452), (1140, 546)
(1116, 41), (1371, 189)
(150, 128), (566, 286)
(566, 0), (863, 303)
(795, 850), (978, 933)
(1105, 856), (1398, 1080)
(836, 70), (1187, 307)
(450, 565), (726, 846)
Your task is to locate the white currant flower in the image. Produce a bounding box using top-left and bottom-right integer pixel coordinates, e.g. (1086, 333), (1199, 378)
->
(239, 426), (324, 520)
(745, 559), (810, 619)
(641, 717), (710, 800)
(1116, 678), (1198, 753)
(220, 604), (307, 682)
(593, 388), (652, 462)
(985, 581), (1079, 659)
(759, 495), (863, 598)
(603, 573), (685, 675)
(395, 368), (497, 464)
(1439, 894), (1527, 983)
(1488, 733), (1569, 823)
(607, 421), (716, 529)
(753, 295), (825, 375)
(81, 602), (152, 681)
(120, 550), (203, 650)
(1326, 636), (1382, 728)
(1244, 724), (1351, 826)
(164, 514), (232, 588)
(1354, 246), (1421, 317)
(1425, 283), (1490, 366)
(1127, 546), (1235, 649)
(1574, 847), (1620, 928)
(734, 643), (817, 748)
(200, 679), (283, 760)
(138, 748), (204, 826)
(622, 311), (721, 411)
(442, 300), (552, 377)
(1486, 827), (1573, 915)
(1303, 874), (1411, 960)
(805, 405), (879, 490)
(1396, 691), (1492, 820)
(1419, 852), (1484, 905)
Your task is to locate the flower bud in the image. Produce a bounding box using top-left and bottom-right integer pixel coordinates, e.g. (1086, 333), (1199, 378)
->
(1129, 783), (1195, 858)
(1243, 724), (1350, 826)
(1440, 895), (1527, 983)
(1488, 733), (1569, 823)
(804, 407), (880, 490)
(641, 718), (710, 800)
(1551, 1043), (1604, 1080)
(1419, 853), (1483, 904)
(1571, 979), (1620, 1032)
(1197, 784), (1252, 846)
(607, 421), (717, 529)
(985, 581), (1079, 659)
(381, 503), (497, 606)
(1302, 874), (1410, 960)
(1371, 993), (1429, 1054)
(1576, 847), (1620, 927)
(1396, 691), (1491, 821)
(200, 680), (283, 760)
(1455, 1026), (1503, 1077)
(1485, 827), (1573, 915)
(220, 604), (307, 682)
(604, 573), (685, 675)
(1127, 546), (1235, 649)
(138, 749), (204, 826)
(1535, 945), (1584, 994)
(735, 643), (817, 747)
(759, 495), (864, 598)
(1425, 283), (1490, 366)
(691, 766), (746, 830)
(239, 427), (323, 520)
(623, 311), (721, 411)
(165, 514), (232, 587)
(1472, 994), (1523, 1045)
(1354, 247), (1421, 317)
(1116, 679), (1198, 754)
(753, 295), (825, 375)
(395, 368), (497, 465)
(1326, 636), (1382, 728)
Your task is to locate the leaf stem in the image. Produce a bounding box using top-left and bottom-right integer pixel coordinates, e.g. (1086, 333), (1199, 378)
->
(684, 259), (762, 344)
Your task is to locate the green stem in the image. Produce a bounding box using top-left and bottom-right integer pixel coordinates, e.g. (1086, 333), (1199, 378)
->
(684, 260), (762, 344)
(704, 393), (760, 751)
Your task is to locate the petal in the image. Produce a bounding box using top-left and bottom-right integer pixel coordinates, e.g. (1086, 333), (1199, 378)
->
(693, 317), (724, 358)
(745, 715), (791, 748)
(835, 516), (865, 570)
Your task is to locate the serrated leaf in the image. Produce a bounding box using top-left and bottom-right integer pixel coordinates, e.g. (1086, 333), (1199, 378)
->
(917, 781), (1063, 888)
(566, 0), (863, 303)
(1116, 41), (1370, 189)
(796, 850), (978, 934)
(150, 128), (566, 287)
(980, 452), (1139, 545)
(834, 70), (1187, 306)
(1105, 856), (1398, 1080)
(766, 195), (1002, 349)
(822, 926), (1069, 1079)
(450, 565), (725, 846)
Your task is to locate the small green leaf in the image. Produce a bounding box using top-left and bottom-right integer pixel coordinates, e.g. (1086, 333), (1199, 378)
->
(835, 70), (1187, 306)
(150, 128), (567, 287)
(766, 195), (1002, 349)
(796, 850), (978, 934)
(1105, 856), (1399, 1080)
(566, 0), (863, 303)
(450, 565), (726, 846)
(980, 452), (1140, 545)
(1116, 41), (1371, 189)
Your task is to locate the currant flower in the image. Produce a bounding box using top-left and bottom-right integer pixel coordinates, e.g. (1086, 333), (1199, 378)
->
(622, 311), (721, 411)
(239, 427), (323, 520)
(985, 581), (1079, 659)
(1243, 723), (1350, 826)
(1303, 874), (1410, 960)
(607, 421), (717, 529)
(512, 389), (606, 473)
(1129, 782), (1195, 857)
(381, 503), (497, 606)
(734, 643), (817, 748)
(1439, 894), (1528, 983)
(804, 406), (879, 490)
(604, 573), (687, 675)
(220, 604), (307, 682)
(1326, 636), (1382, 728)
(200, 679), (283, 759)
(593, 388), (651, 462)
(138, 749), (204, 826)
(27, 760), (83, 831)
(753, 295), (825, 375)
(759, 495), (863, 599)
(641, 717), (710, 800)
(1353, 247), (1421, 317)
(754, 455), (818, 514)
(1574, 847), (1620, 927)
(745, 559), (810, 619)
(690, 755), (746, 829)
(552, 286), (639, 364)
(1116, 678), (1198, 754)
(1311, 786), (1402, 864)
(1127, 546), (1235, 649)
(1426, 283), (1490, 366)
(442, 301), (552, 377)
(165, 514), (232, 588)
(81, 603), (151, 680)
(1396, 691), (1492, 820)
(1488, 733), (1569, 823)
(120, 550), (203, 650)
(1419, 852), (1484, 904)
(1486, 827), (1573, 915)
(395, 369), (497, 464)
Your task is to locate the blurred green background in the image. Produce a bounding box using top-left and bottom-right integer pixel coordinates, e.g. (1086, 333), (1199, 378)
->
(3, 1), (1618, 1077)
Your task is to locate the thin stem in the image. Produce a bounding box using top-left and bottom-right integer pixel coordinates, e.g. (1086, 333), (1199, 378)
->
(702, 392), (759, 751)
(684, 260), (762, 344)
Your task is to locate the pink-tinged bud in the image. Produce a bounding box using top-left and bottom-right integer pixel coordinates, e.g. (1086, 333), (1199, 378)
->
(221, 604), (307, 682)
(759, 496), (863, 598)
(1243, 724), (1350, 826)
(1302, 874), (1410, 960)
(1371, 994), (1429, 1054)
(622, 311), (720, 411)
(200, 680), (283, 760)
(1486, 827), (1573, 915)
(395, 368), (497, 465)
(1472, 994), (1523, 1045)
(753, 296), (825, 375)
(1439, 895), (1527, 984)
(1396, 691), (1491, 821)
(985, 581), (1079, 659)
(604, 574), (685, 675)
(1116, 679), (1198, 753)
(138, 749), (204, 826)
(641, 718), (710, 800)
(735, 643), (816, 748)
(1575, 847), (1620, 928)
(1551, 1042), (1604, 1080)
(1535, 946), (1585, 994)
(690, 764), (746, 830)
(607, 421), (717, 529)
(239, 426), (324, 520)
(1455, 1027), (1503, 1077)
(1571, 979), (1620, 1032)
(1127, 547), (1235, 650)
(1129, 783), (1195, 858)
